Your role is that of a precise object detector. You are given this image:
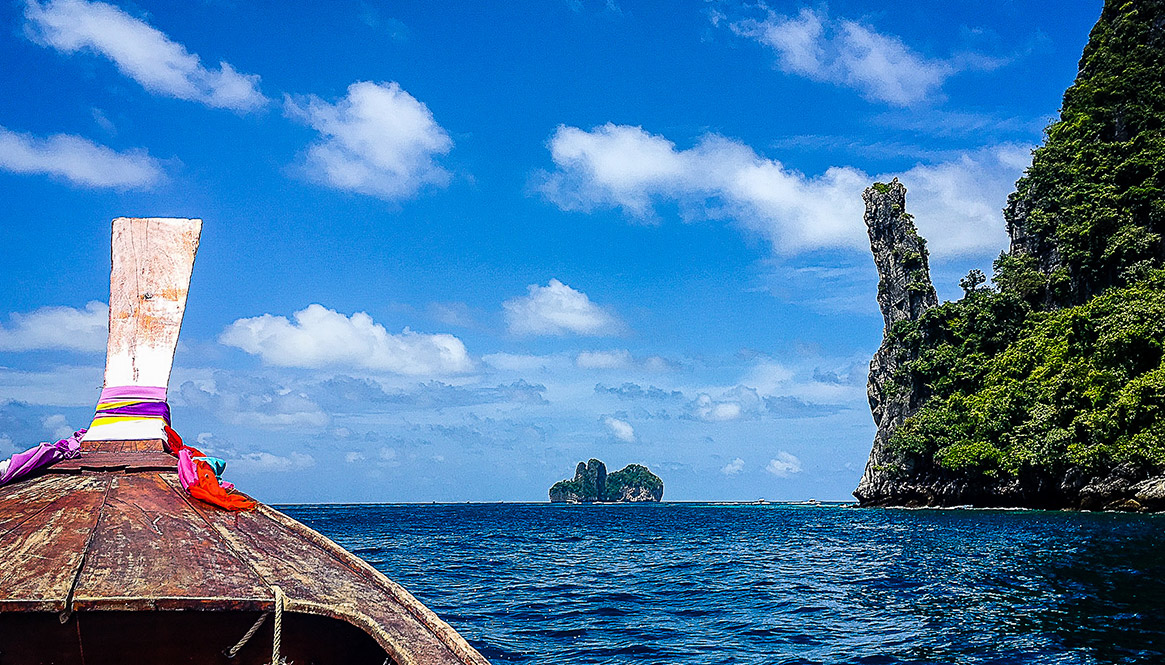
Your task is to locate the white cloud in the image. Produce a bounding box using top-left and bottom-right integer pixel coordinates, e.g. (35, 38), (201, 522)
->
(603, 416), (635, 442)
(220, 304), (472, 376)
(344, 451), (365, 463)
(42, 414), (74, 440)
(25, 0), (266, 111)
(0, 301), (107, 352)
(538, 123), (1028, 257)
(727, 7), (1000, 106)
(721, 457), (745, 476)
(691, 386), (764, 422)
(766, 451), (803, 477)
(285, 81), (452, 200)
(693, 395), (742, 421)
(228, 451), (315, 474)
(503, 279), (623, 336)
(576, 349), (633, 369)
(0, 127), (162, 188)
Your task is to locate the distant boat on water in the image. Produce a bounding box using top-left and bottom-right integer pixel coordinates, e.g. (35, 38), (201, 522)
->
(0, 218), (489, 665)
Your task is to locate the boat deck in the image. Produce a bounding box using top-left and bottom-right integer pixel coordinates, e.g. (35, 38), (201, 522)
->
(0, 439), (489, 665)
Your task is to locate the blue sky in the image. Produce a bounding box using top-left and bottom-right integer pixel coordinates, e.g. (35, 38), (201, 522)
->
(0, 0), (1100, 502)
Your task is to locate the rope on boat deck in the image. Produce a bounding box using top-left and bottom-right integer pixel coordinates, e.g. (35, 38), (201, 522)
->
(271, 585), (285, 665)
(222, 585), (286, 664)
(224, 613), (267, 658)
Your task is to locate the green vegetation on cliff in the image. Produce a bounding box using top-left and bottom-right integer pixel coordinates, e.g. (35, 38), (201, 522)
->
(880, 0), (1165, 487)
(549, 459), (664, 502)
(603, 464), (664, 501)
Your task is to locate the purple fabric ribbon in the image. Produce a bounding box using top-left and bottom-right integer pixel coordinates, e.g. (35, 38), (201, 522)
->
(94, 400), (172, 424)
(91, 385), (172, 429)
(0, 429), (85, 486)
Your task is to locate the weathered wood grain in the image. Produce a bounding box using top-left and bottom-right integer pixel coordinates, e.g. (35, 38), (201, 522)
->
(0, 475), (96, 537)
(0, 476), (108, 612)
(103, 217), (200, 390)
(70, 472), (270, 611)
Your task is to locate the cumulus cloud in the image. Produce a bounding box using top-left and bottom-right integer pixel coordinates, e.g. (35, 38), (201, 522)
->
(721, 457), (745, 476)
(220, 304), (472, 375)
(603, 416), (636, 443)
(503, 279), (623, 336)
(726, 7), (1004, 106)
(285, 81), (452, 200)
(576, 349), (633, 369)
(0, 127), (162, 188)
(25, 0), (266, 111)
(345, 451), (365, 463)
(228, 451), (316, 474)
(0, 301), (107, 352)
(538, 123), (1028, 257)
(766, 451), (803, 477)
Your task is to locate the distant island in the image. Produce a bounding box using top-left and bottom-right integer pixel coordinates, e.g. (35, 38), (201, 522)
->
(856, 1), (1165, 512)
(549, 459), (663, 503)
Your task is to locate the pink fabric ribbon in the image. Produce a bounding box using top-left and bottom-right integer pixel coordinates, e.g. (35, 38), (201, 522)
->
(0, 430), (85, 486)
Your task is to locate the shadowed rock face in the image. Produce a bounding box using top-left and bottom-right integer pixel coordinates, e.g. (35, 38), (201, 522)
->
(854, 180), (937, 505)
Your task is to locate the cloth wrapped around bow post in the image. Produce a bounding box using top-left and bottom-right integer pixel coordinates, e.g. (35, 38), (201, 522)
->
(89, 385), (255, 511)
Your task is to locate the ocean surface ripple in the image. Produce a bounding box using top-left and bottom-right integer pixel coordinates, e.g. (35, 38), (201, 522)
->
(279, 503), (1165, 665)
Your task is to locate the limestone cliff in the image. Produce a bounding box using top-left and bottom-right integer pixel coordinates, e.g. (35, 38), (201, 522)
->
(852, 0), (1165, 512)
(854, 180), (938, 505)
(549, 459), (663, 503)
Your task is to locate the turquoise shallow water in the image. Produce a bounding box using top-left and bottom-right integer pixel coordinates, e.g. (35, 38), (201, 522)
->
(279, 503), (1165, 665)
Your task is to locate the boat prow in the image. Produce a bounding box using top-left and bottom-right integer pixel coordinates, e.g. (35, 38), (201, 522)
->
(0, 218), (490, 664)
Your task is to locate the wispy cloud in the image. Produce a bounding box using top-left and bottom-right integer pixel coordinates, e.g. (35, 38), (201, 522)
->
(285, 81), (453, 200)
(228, 451), (316, 474)
(220, 304), (472, 375)
(308, 375), (547, 412)
(25, 0), (267, 112)
(503, 279), (624, 336)
(538, 123), (1029, 257)
(0, 127), (163, 188)
(0, 301), (107, 352)
(722, 6), (1006, 106)
(576, 349), (633, 369)
(176, 373), (329, 429)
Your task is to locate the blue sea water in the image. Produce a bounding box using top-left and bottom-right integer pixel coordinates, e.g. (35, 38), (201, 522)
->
(279, 503), (1165, 665)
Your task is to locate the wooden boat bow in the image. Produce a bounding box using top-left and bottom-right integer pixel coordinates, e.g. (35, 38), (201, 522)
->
(0, 218), (490, 665)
